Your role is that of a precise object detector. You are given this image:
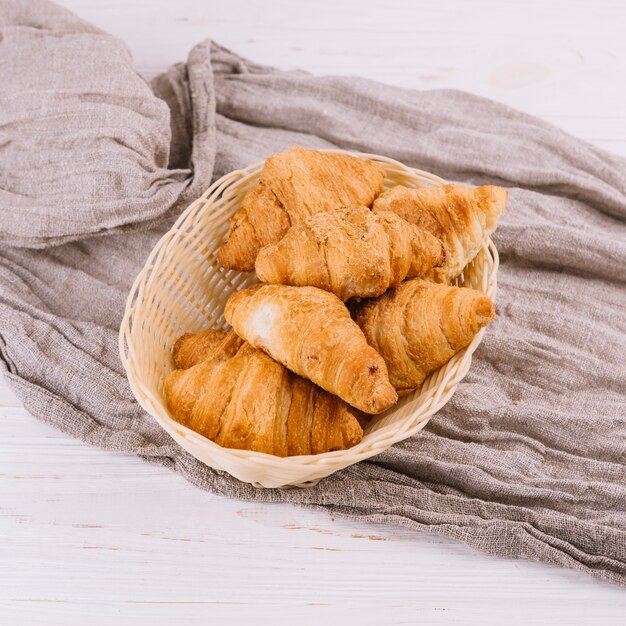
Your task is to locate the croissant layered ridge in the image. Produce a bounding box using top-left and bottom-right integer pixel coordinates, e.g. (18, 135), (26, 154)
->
(164, 330), (363, 456)
(255, 206), (445, 300)
(218, 147), (386, 271)
(373, 184), (507, 282)
(224, 284), (398, 414)
(354, 279), (495, 394)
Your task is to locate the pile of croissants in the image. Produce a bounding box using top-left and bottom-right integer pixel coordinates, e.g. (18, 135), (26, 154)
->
(163, 147), (507, 457)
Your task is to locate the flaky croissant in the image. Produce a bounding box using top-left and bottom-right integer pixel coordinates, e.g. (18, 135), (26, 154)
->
(255, 205), (445, 301)
(372, 184), (507, 283)
(172, 328), (239, 369)
(354, 279), (495, 394)
(164, 330), (363, 456)
(224, 284), (398, 414)
(218, 147), (386, 272)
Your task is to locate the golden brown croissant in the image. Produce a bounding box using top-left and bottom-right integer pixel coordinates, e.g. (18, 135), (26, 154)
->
(218, 147), (386, 272)
(255, 205), (445, 301)
(224, 284), (398, 414)
(354, 279), (495, 394)
(372, 184), (507, 283)
(172, 328), (241, 369)
(164, 330), (363, 456)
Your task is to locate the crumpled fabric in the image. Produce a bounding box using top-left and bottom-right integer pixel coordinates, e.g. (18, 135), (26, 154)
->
(1, 0), (625, 585)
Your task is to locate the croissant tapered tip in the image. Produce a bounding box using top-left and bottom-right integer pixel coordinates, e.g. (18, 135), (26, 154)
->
(479, 185), (508, 211)
(254, 245), (278, 283)
(225, 283), (263, 309)
(172, 333), (192, 359)
(217, 209), (260, 273)
(218, 242), (256, 273)
(369, 385), (399, 415)
(342, 423), (365, 449)
(470, 295), (496, 332)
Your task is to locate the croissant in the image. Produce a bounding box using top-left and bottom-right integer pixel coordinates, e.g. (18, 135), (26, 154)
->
(372, 184), (507, 283)
(218, 147), (386, 272)
(164, 330), (363, 456)
(255, 206), (445, 301)
(172, 328), (241, 369)
(224, 284), (398, 414)
(354, 279), (495, 394)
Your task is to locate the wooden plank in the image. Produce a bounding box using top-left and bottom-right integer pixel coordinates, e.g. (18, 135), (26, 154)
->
(1, 410), (625, 623)
(53, 0), (626, 157)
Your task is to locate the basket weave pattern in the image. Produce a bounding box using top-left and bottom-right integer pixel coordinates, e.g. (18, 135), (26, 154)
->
(119, 151), (499, 488)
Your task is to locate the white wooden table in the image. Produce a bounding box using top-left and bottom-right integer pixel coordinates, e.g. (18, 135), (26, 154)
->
(2, 1), (625, 623)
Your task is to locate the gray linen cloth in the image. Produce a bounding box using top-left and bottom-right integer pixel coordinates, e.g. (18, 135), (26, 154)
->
(1, 0), (625, 585)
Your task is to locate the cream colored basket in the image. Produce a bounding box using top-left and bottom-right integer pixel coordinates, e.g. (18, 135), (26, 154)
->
(119, 150), (499, 488)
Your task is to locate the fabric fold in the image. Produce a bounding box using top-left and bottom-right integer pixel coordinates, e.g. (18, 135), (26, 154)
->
(1, 0), (625, 586)
(0, 0), (216, 247)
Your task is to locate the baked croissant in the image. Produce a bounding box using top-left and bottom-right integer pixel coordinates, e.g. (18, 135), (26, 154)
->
(224, 284), (398, 414)
(218, 147), (386, 272)
(372, 184), (507, 283)
(255, 205), (445, 301)
(164, 330), (363, 456)
(354, 279), (495, 394)
(172, 328), (239, 369)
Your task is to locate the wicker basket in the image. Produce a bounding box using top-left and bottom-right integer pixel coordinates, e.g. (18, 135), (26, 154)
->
(119, 150), (499, 488)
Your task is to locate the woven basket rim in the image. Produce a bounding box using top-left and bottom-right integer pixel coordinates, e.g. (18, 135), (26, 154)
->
(119, 150), (499, 486)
